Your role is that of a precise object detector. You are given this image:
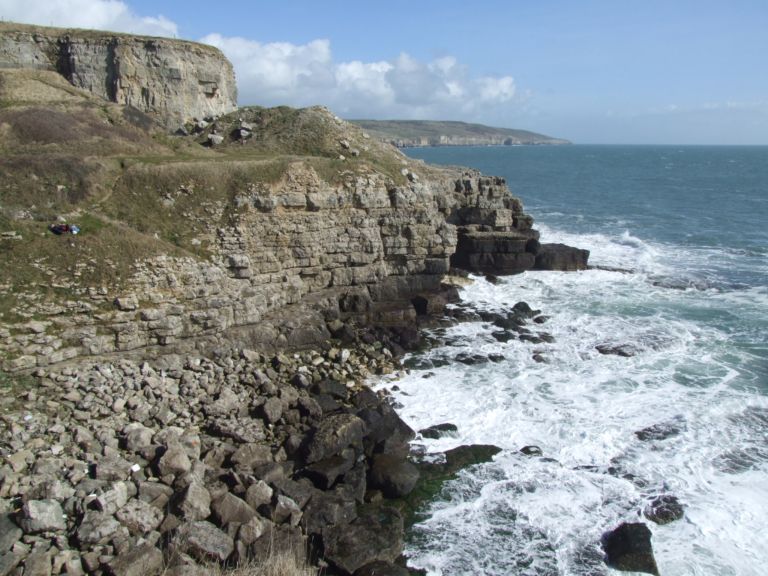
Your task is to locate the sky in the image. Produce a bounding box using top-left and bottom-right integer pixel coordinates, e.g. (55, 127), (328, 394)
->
(1, 0), (767, 144)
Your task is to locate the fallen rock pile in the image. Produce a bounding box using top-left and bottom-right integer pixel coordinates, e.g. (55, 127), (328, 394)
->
(0, 342), (421, 575)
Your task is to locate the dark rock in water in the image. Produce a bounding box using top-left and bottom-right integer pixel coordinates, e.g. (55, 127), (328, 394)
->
(635, 420), (685, 442)
(520, 445), (543, 457)
(534, 243), (590, 271)
(324, 506), (404, 574)
(489, 353), (505, 363)
(369, 453), (420, 498)
(484, 273), (502, 285)
(596, 343), (637, 358)
(491, 330), (516, 343)
(492, 314), (527, 330)
(601, 522), (660, 576)
(451, 231), (537, 275)
(533, 315), (550, 324)
(443, 444), (502, 474)
(532, 353), (547, 363)
(644, 494), (684, 524)
(455, 352), (489, 365)
(419, 423), (459, 439)
(519, 334), (544, 344)
(512, 301), (539, 318)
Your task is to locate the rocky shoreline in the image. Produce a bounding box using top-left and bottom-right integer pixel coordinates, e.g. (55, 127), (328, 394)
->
(2, 297), (530, 576)
(1, 321), (423, 575)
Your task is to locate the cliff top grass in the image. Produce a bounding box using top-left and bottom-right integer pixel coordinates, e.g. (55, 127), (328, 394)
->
(0, 21), (224, 55)
(0, 68), (448, 325)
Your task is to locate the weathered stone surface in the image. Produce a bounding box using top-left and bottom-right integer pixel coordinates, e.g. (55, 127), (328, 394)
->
(0, 514), (22, 552)
(602, 522), (660, 576)
(94, 481), (130, 514)
(19, 500), (66, 533)
(304, 414), (365, 464)
(304, 451), (355, 490)
(212, 493), (256, 526)
(0, 23), (237, 129)
(20, 551), (50, 576)
(369, 454), (420, 498)
(324, 506), (404, 575)
(104, 544), (163, 576)
(77, 511), (121, 544)
(533, 243), (590, 271)
(231, 443), (272, 470)
(245, 480), (273, 511)
(115, 499), (165, 534)
(178, 482), (211, 521)
(302, 491), (357, 536)
(157, 444), (192, 477)
(176, 521), (234, 563)
(123, 423), (155, 451)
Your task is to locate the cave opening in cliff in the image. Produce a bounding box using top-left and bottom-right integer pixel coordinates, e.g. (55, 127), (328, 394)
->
(411, 296), (429, 316)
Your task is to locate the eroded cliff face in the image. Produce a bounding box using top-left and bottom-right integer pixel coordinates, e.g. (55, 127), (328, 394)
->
(0, 22), (237, 128)
(1, 158), (537, 370)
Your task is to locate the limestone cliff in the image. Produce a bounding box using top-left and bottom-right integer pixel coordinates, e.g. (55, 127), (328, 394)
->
(0, 66), (586, 372)
(0, 22), (237, 128)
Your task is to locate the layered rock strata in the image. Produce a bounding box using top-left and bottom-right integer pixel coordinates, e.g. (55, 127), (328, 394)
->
(0, 22), (237, 128)
(3, 161), (571, 372)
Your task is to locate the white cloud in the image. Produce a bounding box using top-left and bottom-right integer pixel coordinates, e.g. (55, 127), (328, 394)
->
(0, 0), (177, 36)
(0, 0), (524, 121)
(478, 76), (516, 103)
(204, 34), (521, 120)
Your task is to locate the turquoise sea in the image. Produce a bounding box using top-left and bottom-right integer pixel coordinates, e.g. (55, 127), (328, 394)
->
(380, 145), (768, 575)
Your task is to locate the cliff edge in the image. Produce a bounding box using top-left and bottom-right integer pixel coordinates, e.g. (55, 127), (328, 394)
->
(0, 22), (237, 128)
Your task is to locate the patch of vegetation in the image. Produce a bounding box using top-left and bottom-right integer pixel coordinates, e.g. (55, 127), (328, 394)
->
(393, 444), (502, 528)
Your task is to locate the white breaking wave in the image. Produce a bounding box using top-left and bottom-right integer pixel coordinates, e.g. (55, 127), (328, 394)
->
(377, 257), (768, 575)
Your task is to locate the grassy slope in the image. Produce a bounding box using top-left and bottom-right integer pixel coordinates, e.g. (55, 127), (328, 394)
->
(350, 119), (570, 145)
(0, 70), (429, 324)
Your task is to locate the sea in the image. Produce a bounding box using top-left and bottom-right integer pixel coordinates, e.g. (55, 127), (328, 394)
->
(379, 145), (768, 576)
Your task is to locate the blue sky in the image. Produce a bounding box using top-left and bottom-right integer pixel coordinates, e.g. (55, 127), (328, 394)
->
(1, 0), (767, 144)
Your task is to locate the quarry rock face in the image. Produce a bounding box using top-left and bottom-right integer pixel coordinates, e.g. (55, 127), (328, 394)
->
(0, 22), (237, 128)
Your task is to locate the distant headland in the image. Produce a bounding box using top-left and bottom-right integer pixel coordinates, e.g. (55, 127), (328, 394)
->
(349, 119), (571, 147)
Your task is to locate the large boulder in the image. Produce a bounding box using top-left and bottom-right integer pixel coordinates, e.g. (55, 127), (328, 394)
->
(174, 521), (234, 563)
(324, 506), (404, 575)
(369, 454), (420, 498)
(304, 414), (365, 464)
(533, 243), (589, 271)
(601, 522), (660, 576)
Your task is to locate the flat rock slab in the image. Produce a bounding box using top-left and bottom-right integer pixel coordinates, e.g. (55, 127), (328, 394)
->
(176, 520), (234, 563)
(20, 500), (66, 533)
(105, 543), (164, 576)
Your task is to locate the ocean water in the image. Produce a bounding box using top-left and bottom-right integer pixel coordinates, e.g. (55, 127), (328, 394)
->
(380, 146), (768, 575)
